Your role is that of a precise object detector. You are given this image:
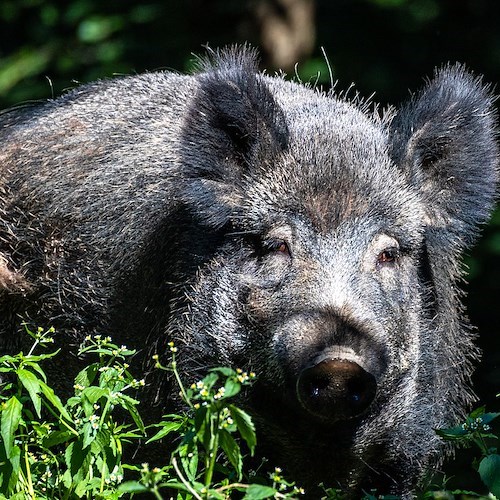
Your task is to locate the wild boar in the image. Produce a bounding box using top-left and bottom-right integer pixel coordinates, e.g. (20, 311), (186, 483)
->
(0, 47), (497, 494)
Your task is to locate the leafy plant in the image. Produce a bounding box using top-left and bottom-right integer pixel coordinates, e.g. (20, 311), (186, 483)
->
(0, 329), (304, 499)
(0, 327), (145, 499)
(3, 325), (499, 499)
(434, 406), (500, 498)
(119, 344), (305, 499)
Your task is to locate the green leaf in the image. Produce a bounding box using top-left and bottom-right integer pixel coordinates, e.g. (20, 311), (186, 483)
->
(470, 406), (486, 419)
(1, 396), (22, 459)
(79, 347), (115, 356)
(75, 476), (90, 497)
(38, 380), (72, 421)
(0, 442), (21, 493)
(82, 386), (108, 405)
(23, 361), (48, 382)
(4, 493), (25, 500)
(146, 420), (183, 444)
(91, 427), (111, 455)
(66, 396), (82, 408)
(79, 386), (107, 418)
(178, 442), (198, 483)
(200, 372), (219, 391)
(162, 479), (206, 494)
(480, 412), (500, 426)
(211, 367), (236, 377)
(82, 421), (97, 449)
(18, 350), (61, 364)
(219, 428), (242, 479)
(17, 368), (41, 417)
(117, 481), (150, 493)
(222, 378), (241, 399)
(115, 392), (140, 406)
(0, 354), (20, 365)
(120, 348), (136, 356)
(65, 438), (91, 480)
(43, 429), (74, 448)
(242, 484), (277, 499)
(479, 454), (500, 497)
(85, 477), (104, 494)
(435, 426), (468, 440)
(194, 406), (208, 438)
(447, 489), (486, 496)
(75, 363), (99, 387)
(205, 488), (226, 500)
(229, 405), (256, 455)
(118, 394), (145, 434)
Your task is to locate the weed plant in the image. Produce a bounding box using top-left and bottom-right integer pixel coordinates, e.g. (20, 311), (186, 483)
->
(0, 327), (499, 499)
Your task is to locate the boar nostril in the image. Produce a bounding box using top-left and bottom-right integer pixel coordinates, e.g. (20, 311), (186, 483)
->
(296, 359), (377, 422)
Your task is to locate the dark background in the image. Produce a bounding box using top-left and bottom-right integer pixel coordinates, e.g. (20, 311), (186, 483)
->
(1, 0), (499, 489)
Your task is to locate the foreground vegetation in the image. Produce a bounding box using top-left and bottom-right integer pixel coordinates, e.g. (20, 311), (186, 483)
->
(0, 327), (499, 499)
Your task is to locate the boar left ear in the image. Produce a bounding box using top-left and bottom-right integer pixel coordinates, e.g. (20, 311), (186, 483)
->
(390, 64), (498, 249)
(180, 45), (289, 229)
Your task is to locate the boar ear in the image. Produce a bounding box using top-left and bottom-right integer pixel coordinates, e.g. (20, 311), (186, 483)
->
(390, 65), (498, 249)
(180, 46), (289, 228)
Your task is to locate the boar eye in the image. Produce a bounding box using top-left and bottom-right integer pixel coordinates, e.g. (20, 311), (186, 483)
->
(265, 239), (291, 257)
(377, 247), (399, 267)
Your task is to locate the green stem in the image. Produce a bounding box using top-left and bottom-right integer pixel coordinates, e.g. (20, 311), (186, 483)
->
(41, 400), (78, 436)
(100, 457), (107, 493)
(150, 486), (164, 500)
(23, 441), (36, 500)
(473, 432), (490, 457)
(204, 411), (220, 490)
(171, 358), (192, 408)
(27, 338), (41, 357)
(172, 456), (202, 500)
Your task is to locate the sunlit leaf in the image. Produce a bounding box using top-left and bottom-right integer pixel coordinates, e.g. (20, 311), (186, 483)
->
(1, 396), (22, 459)
(229, 405), (256, 455)
(219, 428), (242, 479)
(17, 368), (41, 417)
(242, 484), (277, 499)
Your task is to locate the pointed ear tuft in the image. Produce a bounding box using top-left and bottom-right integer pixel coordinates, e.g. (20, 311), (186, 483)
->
(390, 64), (499, 249)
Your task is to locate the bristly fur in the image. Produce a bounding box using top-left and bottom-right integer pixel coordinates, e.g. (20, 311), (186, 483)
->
(0, 47), (497, 497)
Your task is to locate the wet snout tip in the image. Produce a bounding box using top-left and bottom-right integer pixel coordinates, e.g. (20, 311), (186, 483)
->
(296, 358), (377, 422)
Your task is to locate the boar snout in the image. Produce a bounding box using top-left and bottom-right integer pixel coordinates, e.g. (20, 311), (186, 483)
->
(296, 358), (377, 422)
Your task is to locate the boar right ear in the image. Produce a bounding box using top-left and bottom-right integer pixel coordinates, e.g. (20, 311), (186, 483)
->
(390, 65), (498, 250)
(180, 46), (289, 229)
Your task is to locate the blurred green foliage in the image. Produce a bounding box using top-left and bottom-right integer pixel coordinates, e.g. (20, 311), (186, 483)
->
(2, 1), (499, 108)
(0, 0), (499, 430)
(0, 0), (253, 106)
